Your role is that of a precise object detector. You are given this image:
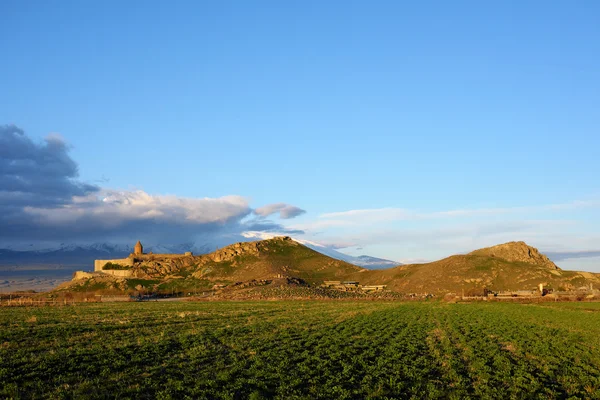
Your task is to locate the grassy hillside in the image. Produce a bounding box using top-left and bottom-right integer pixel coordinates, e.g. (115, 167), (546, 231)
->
(60, 237), (600, 295)
(60, 237), (365, 295)
(191, 236), (365, 283)
(353, 242), (600, 294)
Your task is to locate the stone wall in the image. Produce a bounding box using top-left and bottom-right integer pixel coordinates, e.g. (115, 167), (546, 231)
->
(132, 254), (191, 262)
(93, 254), (191, 277)
(72, 271), (96, 280)
(101, 269), (133, 278)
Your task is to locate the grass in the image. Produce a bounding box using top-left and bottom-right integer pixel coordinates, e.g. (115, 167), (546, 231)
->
(2, 301), (600, 399)
(125, 278), (161, 290)
(156, 278), (215, 294)
(69, 279), (111, 292)
(198, 260), (237, 277)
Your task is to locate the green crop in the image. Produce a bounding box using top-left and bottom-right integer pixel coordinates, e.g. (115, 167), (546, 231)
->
(1, 301), (599, 399)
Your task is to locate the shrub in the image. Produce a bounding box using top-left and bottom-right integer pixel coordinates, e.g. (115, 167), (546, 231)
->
(102, 262), (130, 270)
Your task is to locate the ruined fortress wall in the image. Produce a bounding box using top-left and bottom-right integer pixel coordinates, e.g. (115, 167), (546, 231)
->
(133, 254), (191, 261)
(73, 271), (96, 280)
(101, 269), (133, 278)
(94, 258), (133, 272)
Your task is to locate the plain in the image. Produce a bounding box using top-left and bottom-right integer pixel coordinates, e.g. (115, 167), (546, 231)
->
(1, 301), (600, 399)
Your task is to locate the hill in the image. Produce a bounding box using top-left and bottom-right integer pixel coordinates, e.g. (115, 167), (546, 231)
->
(468, 241), (559, 270)
(189, 236), (365, 283)
(59, 238), (600, 296)
(59, 237), (366, 294)
(353, 242), (600, 294)
(0, 239), (398, 291)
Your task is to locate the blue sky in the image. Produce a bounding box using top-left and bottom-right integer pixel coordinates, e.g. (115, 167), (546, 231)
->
(1, 1), (600, 269)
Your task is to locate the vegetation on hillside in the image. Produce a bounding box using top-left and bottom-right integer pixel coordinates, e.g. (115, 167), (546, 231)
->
(101, 262), (131, 270)
(353, 254), (600, 294)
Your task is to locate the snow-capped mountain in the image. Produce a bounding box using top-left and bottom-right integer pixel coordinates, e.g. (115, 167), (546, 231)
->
(238, 232), (401, 269)
(298, 243), (400, 269)
(351, 255), (400, 269)
(0, 239), (400, 270)
(0, 242), (204, 269)
(38, 243), (133, 254)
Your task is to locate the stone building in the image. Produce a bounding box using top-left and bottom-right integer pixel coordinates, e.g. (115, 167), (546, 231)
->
(94, 240), (193, 277)
(134, 241), (143, 255)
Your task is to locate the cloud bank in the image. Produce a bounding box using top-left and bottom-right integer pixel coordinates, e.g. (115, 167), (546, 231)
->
(545, 251), (600, 261)
(319, 201), (600, 222)
(0, 126), (303, 246)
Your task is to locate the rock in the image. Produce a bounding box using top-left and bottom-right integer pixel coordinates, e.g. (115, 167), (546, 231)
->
(72, 271), (96, 280)
(469, 241), (559, 270)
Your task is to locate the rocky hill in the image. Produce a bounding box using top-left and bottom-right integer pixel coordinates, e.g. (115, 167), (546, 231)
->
(59, 238), (600, 296)
(61, 237), (366, 294)
(0, 239), (399, 291)
(468, 241), (559, 270)
(353, 241), (599, 294)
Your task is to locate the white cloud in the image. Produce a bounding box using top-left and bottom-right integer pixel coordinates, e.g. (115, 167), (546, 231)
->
(287, 219), (355, 232)
(320, 200), (600, 222)
(320, 208), (412, 222)
(0, 126), (304, 246)
(254, 203), (306, 219)
(23, 190), (251, 227)
(2, 188), (304, 247)
(241, 231), (280, 240)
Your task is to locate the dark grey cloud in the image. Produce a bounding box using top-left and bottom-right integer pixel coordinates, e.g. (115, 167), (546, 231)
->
(255, 203), (306, 219)
(0, 125), (99, 208)
(242, 219), (304, 235)
(546, 251), (600, 261)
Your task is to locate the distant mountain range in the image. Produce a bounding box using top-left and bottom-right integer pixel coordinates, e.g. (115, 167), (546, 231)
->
(296, 243), (400, 269)
(0, 241), (399, 270)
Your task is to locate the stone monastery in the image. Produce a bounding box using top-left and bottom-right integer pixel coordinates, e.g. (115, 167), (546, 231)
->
(94, 241), (193, 277)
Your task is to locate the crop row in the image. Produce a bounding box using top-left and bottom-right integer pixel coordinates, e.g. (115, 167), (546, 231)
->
(1, 302), (600, 399)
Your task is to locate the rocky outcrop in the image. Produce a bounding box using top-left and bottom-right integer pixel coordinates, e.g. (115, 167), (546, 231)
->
(210, 242), (262, 262)
(207, 236), (297, 263)
(469, 241), (559, 270)
(121, 237), (298, 278)
(72, 271), (98, 280)
(130, 256), (196, 278)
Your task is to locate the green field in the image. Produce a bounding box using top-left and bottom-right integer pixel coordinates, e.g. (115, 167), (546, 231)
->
(2, 301), (600, 399)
